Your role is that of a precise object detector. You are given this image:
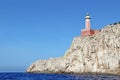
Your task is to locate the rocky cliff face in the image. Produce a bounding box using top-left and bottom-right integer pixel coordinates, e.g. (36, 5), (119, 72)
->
(27, 23), (120, 75)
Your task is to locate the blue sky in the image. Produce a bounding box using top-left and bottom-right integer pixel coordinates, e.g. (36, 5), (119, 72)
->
(0, 0), (120, 72)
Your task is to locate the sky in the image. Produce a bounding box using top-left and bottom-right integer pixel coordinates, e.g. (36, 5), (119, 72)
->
(0, 0), (120, 72)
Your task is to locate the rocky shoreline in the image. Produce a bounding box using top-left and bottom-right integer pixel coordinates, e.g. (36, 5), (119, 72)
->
(27, 23), (120, 75)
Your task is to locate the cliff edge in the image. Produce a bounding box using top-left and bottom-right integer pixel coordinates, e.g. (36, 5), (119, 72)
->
(27, 23), (120, 75)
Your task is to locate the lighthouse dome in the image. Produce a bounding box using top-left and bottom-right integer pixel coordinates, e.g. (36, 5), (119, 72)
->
(85, 13), (91, 19)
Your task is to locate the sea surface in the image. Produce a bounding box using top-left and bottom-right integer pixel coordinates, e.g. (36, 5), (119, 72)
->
(0, 72), (119, 80)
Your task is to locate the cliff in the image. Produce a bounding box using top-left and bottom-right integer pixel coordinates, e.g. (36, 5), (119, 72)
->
(27, 22), (120, 75)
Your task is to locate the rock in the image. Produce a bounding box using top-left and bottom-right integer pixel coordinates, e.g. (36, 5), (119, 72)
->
(27, 23), (120, 75)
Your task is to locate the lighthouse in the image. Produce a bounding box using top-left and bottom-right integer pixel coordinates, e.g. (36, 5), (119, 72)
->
(85, 13), (91, 30)
(81, 13), (100, 36)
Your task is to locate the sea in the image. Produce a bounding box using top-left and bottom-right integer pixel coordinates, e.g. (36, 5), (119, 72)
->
(0, 72), (120, 80)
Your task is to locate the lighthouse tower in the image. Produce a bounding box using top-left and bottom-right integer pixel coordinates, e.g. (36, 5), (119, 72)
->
(81, 13), (94, 36)
(85, 13), (91, 30)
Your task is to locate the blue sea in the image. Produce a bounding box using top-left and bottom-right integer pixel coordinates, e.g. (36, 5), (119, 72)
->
(0, 72), (120, 80)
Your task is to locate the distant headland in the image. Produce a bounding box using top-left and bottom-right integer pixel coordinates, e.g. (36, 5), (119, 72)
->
(26, 14), (120, 75)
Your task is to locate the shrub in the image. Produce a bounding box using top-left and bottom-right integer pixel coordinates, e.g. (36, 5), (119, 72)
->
(118, 21), (120, 24)
(113, 23), (117, 25)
